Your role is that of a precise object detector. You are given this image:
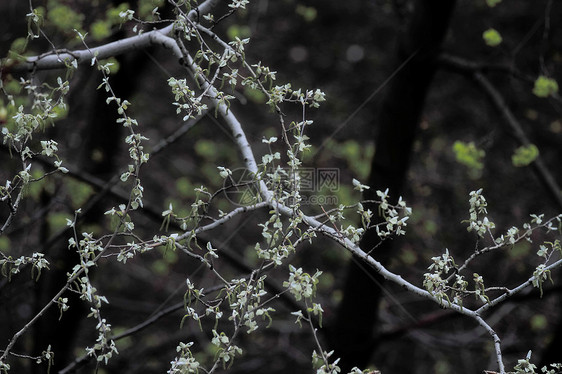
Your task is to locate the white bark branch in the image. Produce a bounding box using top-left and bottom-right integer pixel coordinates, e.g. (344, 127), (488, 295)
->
(178, 33), (513, 372)
(180, 53), (274, 203)
(4, 0), (219, 73)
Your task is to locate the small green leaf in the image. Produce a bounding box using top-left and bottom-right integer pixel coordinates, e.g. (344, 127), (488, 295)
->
(9, 37), (28, 55)
(138, 0), (165, 19)
(532, 76), (559, 98)
(0, 237), (10, 252)
(194, 139), (218, 161)
(176, 178), (194, 198)
(99, 57), (120, 74)
(243, 86), (266, 104)
(295, 5), (317, 22)
(90, 20), (112, 41)
(107, 3), (131, 24)
(47, 212), (74, 232)
(529, 314), (547, 331)
(52, 103), (69, 120)
(483, 28), (502, 47)
(485, 0), (502, 7)
(226, 24), (251, 41)
(48, 4), (85, 34)
(452, 141), (485, 171)
(512, 144), (539, 167)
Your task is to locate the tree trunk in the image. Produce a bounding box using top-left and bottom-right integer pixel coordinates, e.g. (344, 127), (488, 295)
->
(329, 1), (456, 371)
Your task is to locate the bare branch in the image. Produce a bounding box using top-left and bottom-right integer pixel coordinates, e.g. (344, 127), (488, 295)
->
(439, 54), (562, 211)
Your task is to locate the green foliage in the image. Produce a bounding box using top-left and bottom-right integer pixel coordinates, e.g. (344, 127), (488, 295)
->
(226, 24), (251, 40)
(532, 76), (559, 98)
(1, 79), (22, 96)
(47, 212), (73, 232)
(47, 1), (85, 34)
(486, 0), (502, 7)
(99, 57), (121, 74)
(529, 314), (547, 331)
(483, 28), (502, 47)
(452, 140), (485, 177)
(90, 3), (134, 41)
(195, 139), (220, 161)
(25, 168), (52, 201)
(399, 247), (418, 266)
(0, 237), (10, 253)
(51, 102), (69, 120)
(243, 86), (267, 103)
(9, 38), (28, 56)
(508, 240), (531, 261)
(90, 20), (112, 41)
(106, 3), (131, 24)
(176, 177), (196, 199)
(311, 139), (374, 180)
(512, 144), (539, 167)
(66, 178), (95, 208)
(295, 4), (317, 22)
(138, 0), (165, 19)
(152, 246), (179, 275)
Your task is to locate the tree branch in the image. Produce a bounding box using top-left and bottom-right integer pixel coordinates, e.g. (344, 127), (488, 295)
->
(439, 54), (562, 211)
(176, 31), (517, 371)
(58, 284), (224, 374)
(2, 0), (220, 74)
